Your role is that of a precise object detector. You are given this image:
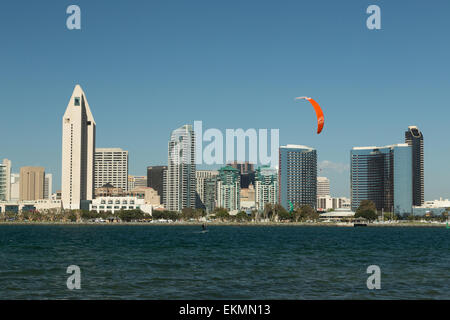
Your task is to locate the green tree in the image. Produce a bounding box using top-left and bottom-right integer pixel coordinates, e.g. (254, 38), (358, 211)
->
(293, 205), (318, 222)
(213, 207), (230, 221)
(67, 212), (77, 222)
(355, 200), (378, 221)
(235, 211), (250, 222)
(118, 209), (145, 222)
(181, 208), (195, 220)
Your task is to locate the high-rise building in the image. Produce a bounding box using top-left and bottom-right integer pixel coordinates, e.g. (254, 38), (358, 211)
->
(227, 161), (255, 188)
(147, 166), (167, 204)
(202, 178), (217, 214)
(405, 126), (424, 206)
(10, 173), (20, 201)
(166, 124), (196, 211)
(128, 175), (147, 191)
(317, 177), (330, 197)
(196, 170), (218, 210)
(0, 159), (11, 201)
(44, 173), (53, 199)
(95, 148), (128, 191)
(279, 145), (317, 210)
(255, 166), (278, 211)
(19, 167), (45, 201)
(351, 144), (412, 215)
(216, 166), (240, 212)
(61, 85), (96, 210)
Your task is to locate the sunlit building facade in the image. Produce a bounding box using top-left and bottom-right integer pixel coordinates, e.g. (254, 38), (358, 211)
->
(351, 144), (412, 215)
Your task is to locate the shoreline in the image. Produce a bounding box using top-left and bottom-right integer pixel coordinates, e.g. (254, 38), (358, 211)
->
(0, 221), (446, 227)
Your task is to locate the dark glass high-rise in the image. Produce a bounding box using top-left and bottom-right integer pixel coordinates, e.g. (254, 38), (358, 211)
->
(405, 126), (424, 206)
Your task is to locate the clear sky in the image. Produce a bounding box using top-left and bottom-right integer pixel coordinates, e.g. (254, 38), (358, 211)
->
(0, 0), (449, 199)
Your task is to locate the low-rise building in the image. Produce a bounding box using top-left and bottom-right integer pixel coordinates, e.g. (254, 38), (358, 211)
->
(0, 199), (62, 214)
(319, 209), (355, 221)
(317, 196), (351, 211)
(89, 196), (153, 215)
(412, 198), (450, 216)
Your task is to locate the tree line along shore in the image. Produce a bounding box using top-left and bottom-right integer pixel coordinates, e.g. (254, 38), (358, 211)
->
(0, 200), (448, 225)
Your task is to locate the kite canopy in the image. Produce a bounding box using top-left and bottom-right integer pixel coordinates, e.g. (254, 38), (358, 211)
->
(295, 97), (324, 134)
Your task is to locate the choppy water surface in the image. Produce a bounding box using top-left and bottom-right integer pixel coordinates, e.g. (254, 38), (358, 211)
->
(0, 225), (448, 299)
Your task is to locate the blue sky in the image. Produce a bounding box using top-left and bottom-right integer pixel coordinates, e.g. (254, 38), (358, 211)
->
(0, 0), (449, 199)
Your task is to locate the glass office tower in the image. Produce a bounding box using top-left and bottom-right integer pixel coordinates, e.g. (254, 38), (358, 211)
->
(351, 144), (412, 215)
(278, 145), (317, 210)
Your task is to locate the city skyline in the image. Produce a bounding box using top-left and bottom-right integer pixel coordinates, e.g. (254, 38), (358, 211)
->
(1, 1), (449, 199)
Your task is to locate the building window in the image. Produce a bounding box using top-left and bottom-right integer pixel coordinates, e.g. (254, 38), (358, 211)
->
(74, 97), (80, 106)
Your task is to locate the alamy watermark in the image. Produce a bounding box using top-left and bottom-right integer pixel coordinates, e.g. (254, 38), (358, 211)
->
(366, 5), (381, 30)
(366, 265), (381, 290)
(66, 265), (81, 290)
(66, 5), (81, 30)
(168, 121), (279, 168)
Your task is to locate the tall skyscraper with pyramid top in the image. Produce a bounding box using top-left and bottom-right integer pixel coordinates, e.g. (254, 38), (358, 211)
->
(61, 85), (96, 209)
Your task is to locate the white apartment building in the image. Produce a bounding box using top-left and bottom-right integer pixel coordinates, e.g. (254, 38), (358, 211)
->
(0, 159), (11, 201)
(255, 166), (278, 211)
(44, 173), (53, 200)
(166, 124), (196, 211)
(95, 148), (129, 191)
(10, 173), (20, 201)
(61, 85), (96, 209)
(216, 166), (240, 212)
(317, 177), (330, 197)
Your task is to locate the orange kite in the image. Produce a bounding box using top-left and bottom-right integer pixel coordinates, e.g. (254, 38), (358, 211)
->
(295, 96), (325, 134)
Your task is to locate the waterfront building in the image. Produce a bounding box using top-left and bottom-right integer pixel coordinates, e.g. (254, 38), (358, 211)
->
(351, 144), (412, 215)
(89, 196), (153, 215)
(412, 198), (450, 216)
(216, 166), (240, 212)
(61, 85), (96, 210)
(319, 208), (355, 221)
(147, 165), (167, 204)
(95, 148), (128, 192)
(317, 176), (330, 197)
(166, 124), (196, 211)
(19, 167), (45, 201)
(278, 145), (317, 210)
(196, 170), (218, 212)
(44, 173), (53, 200)
(405, 126), (424, 206)
(255, 166), (278, 211)
(0, 199), (62, 214)
(0, 159), (11, 201)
